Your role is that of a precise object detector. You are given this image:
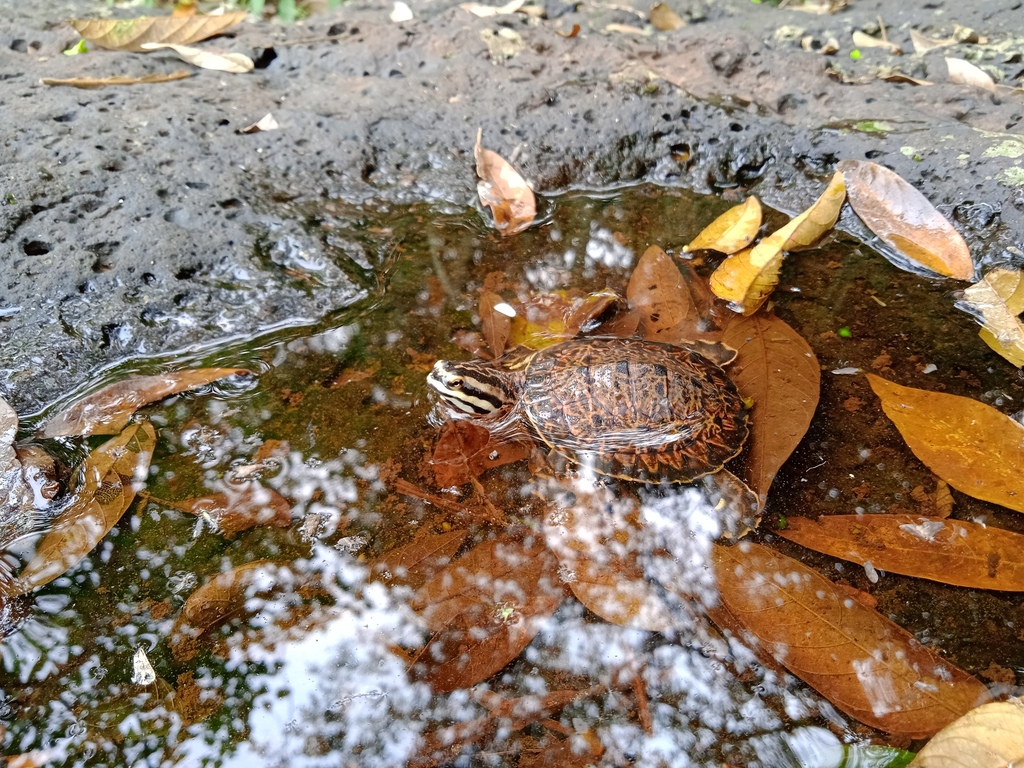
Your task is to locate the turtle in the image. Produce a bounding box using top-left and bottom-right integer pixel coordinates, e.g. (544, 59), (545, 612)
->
(426, 337), (749, 484)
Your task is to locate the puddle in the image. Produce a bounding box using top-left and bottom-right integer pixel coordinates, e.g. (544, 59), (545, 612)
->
(1, 186), (1022, 766)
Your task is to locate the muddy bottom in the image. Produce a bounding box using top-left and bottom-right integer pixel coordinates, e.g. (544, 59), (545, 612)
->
(1, 185), (1021, 767)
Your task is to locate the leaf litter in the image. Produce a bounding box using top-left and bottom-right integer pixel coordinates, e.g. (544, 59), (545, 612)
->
(69, 12), (247, 52)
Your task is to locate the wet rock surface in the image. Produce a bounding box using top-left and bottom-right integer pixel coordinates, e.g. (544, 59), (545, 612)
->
(1, 0), (1022, 415)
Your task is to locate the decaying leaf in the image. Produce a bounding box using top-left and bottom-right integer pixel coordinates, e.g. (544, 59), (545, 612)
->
(649, 3), (685, 31)
(867, 374), (1024, 514)
(372, 529), (469, 590)
(430, 421), (531, 487)
(946, 57), (996, 93)
(780, 514), (1024, 591)
(710, 173), (845, 314)
(140, 42), (254, 73)
(627, 245), (723, 344)
(909, 698), (1024, 767)
(69, 12), (246, 53)
(8, 422), (156, 596)
(909, 29), (958, 54)
(852, 30), (902, 55)
(409, 532), (564, 692)
(163, 481), (293, 536)
(685, 196), (762, 255)
(958, 267), (1024, 367)
(712, 541), (991, 737)
(723, 314), (821, 508)
(838, 160), (975, 281)
(475, 129), (536, 237)
(480, 290), (512, 357)
(40, 367), (251, 438)
(41, 71), (192, 88)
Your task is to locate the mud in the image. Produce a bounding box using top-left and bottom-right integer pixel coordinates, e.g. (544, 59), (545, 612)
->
(1, 0), (1023, 415)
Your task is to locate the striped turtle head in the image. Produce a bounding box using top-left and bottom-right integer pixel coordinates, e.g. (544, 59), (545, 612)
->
(427, 359), (515, 418)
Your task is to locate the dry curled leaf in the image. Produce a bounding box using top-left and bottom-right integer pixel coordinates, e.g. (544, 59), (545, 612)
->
(8, 422), (155, 596)
(710, 173), (845, 314)
(838, 160), (975, 281)
(475, 129), (536, 237)
(712, 541), (990, 737)
(909, 29), (958, 54)
(410, 532), (564, 692)
(140, 42), (254, 73)
(41, 71), (192, 88)
(723, 313), (820, 509)
(685, 196), (762, 255)
(649, 3), (685, 31)
(958, 267), (1024, 367)
(69, 12), (246, 52)
(909, 698), (1024, 768)
(780, 514), (1024, 591)
(946, 57), (996, 93)
(867, 374), (1024, 514)
(852, 30), (902, 55)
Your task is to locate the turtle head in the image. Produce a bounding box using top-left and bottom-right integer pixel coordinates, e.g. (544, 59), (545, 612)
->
(427, 359), (514, 417)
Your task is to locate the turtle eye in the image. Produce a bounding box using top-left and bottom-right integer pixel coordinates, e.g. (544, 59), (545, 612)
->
(449, 377), (464, 389)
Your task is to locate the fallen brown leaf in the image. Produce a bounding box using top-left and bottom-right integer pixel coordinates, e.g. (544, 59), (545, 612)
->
(69, 12), (246, 52)
(41, 71), (192, 88)
(712, 541), (990, 737)
(838, 160), (975, 280)
(627, 245), (723, 344)
(474, 129), (536, 236)
(167, 481), (292, 536)
(649, 3), (685, 31)
(867, 374), (1024, 514)
(852, 30), (902, 55)
(430, 421), (531, 487)
(372, 529), (469, 590)
(479, 290), (512, 358)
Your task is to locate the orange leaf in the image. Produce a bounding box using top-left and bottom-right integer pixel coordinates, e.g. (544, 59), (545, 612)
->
(685, 196), (762, 254)
(475, 129), (536, 237)
(430, 421), (530, 486)
(780, 514), (1024, 590)
(838, 160), (975, 280)
(171, 481), (292, 536)
(627, 245), (723, 343)
(69, 12), (247, 52)
(712, 541), (990, 737)
(41, 367), (252, 437)
(372, 529), (469, 589)
(723, 313), (820, 507)
(866, 374), (1024, 514)
(479, 290), (512, 358)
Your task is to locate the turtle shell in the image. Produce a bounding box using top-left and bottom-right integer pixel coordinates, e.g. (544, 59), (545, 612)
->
(520, 337), (748, 482)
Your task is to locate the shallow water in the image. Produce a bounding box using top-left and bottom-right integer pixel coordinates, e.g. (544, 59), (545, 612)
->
(2, 186), (1022, 767)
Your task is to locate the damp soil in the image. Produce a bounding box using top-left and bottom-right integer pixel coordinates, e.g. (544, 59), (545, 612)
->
(0, 186), (1022, 766)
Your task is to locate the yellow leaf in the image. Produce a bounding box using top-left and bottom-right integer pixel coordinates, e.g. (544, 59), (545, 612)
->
(867, 374), (1024, 514)
(685, 196), (762, 254)
(909, 698), (1024, 767)
(960, 268), (1024, 368)
(69, 12), (247, 53)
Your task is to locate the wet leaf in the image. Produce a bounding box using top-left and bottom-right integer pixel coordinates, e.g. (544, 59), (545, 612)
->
(649, 3), (685, 31)
(867, 374), (1024, 514)
(852, 30), (902, 55)
(712, 541), (991, 737)
(518, 731), (605, 767)
(959, 268), (1024, 368)
(41, 367), (251, 437)
(946, 57), (996, 93)
(710, 173), (845, 314)
(475, 129), (536, 237)
(780, 514), (1024, 591)
(431, 421), (531, 487)
(41, 71), (192, 88)
(627, 245), (723, 344)
(139, 42), (253, 73)
(8, 422), (156, 596)
(168, 481), (293, 536)
(479, 290), (512, 358)
(372, 529), (469, 589)
(0, 397), (30, 521)
(724, 313), (821, 508)
(909, 29), (958, 54)
(410, 532), (564, 692)
(170, 560), (313, 662)
(909, 698), (1024, 767)
(506, 290), (622, 349)
(685, 196), (762, 255)
(838, 160), (975, 281)
(69, 12), (246, 52)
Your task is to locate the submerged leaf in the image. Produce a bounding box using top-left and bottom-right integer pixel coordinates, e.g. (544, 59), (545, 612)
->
(627, 245), (723, 343)
(41, 368), (251, 437)
(410, 532), (564, 692)
(69, 12), (246, 52)
(909, 698), (1024, 767)
(479, 290), (512, 358)
(867, 374), (1024, 514)
(781, 514), (1024, 590)
(685, 196), (762, 255)
(475, 129), (536, 237)
(959, 267), (1024, 367)
(168, 482), (292, 536)
(9, 422), (156, 596)
(724, 314), (821, 508)
(431, 421), (531, 487)
(838, 160), (975, 280)
(372, 529), (470, 590)
(712, 541), (990, 737)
